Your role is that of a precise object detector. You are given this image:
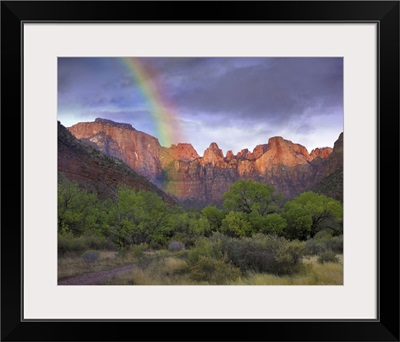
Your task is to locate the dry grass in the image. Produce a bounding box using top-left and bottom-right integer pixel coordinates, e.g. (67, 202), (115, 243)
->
(164, 257), (189, 274)
(232, 255), (343, 285)
(58, 250), (136, 280)
(130, 257), (192, 285)
(102, 271), (137, 285)
(105, 256), (202, 285)
(60, 249), (343, 286)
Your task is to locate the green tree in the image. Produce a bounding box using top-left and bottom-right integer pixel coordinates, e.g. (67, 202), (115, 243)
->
(220, 211), (253, 237)
(223, 180), (282, 215)
(201, 205), (226, 232)
(108, 187), (172, 248)
(284, 191), (343, 240)
(134, 190), (172, 246)
(58, 177), (105, 235)
(190, 216), (211, 236)
(169, 212), (211, 244)
(169, 213), (192, 235)
(249, 212), (287, 235)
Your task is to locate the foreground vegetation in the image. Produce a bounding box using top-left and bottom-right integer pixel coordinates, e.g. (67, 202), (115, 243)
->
(58, 177), (343, 285)
(59, 245), (343, 285)
(102, 253), (343, 286)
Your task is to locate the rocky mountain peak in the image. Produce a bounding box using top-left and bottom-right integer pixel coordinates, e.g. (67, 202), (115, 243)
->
(254, 136), (311, 173)
(333, 132), (343, 154)
(66, 118), (342, 205)
(267, 136), (310, 158)
(310, 147), (333, 160)
(237, 148), (249, 159)
(203, 142), (224, 165)
(166, 143), (199, 161)
(252, 144), (268, 159)
(267, 136), (287, 150)
(94, 118), (135, 131)
(225, 150), (235, 161)
(208, 142), (221, 151)
(69, 119), (162, 180)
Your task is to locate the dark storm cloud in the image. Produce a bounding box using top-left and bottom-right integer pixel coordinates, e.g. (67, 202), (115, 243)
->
(58, 57), (130, 98)
(165, 58), (343, 123)
(58, 57), (343, 152)
(58, 57), (147, 118)
(86, 110), (149, 123)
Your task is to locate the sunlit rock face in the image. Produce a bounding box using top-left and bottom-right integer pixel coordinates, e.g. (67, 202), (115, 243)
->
(310, 147), (333, 160)
(58, 122), (176, 205)
(69, 118), (163, 180)
(68, 118), (342, 204)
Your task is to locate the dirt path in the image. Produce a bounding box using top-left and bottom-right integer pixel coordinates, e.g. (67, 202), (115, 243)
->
(58, 264), (134, 285)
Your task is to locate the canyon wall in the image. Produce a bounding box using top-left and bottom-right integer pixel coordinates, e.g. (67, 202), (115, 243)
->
(68, 118), (342, 204)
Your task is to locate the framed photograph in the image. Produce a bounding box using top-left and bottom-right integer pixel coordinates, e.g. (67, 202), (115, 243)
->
(1, 1), (399, 341)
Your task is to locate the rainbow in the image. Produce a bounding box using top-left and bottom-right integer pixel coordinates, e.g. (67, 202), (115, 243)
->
(122, 57), (186, 196)
(121, 57), (183, 147)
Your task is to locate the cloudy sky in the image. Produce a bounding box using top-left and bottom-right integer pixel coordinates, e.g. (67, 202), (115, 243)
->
(58, 57), (343, 155)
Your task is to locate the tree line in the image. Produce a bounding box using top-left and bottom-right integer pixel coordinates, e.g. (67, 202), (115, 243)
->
(58, 177), (343, 251)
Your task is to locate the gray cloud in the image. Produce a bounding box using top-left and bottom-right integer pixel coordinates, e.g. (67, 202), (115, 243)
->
(166, 58), (342, 123)
(58, 57), (343, 153)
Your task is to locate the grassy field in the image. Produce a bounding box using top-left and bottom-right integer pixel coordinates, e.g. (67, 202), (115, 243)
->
(58, 250), (136, 280)
(59, 249), (343, 285)
(234, 256), (343, 285)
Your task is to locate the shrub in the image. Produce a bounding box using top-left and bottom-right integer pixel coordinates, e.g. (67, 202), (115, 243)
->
(168, 240), (185, 252)
(58, 232), (84, 256)
(164, 257), (189, 275)
(58, 232), (113, 256)
(148, 240), (163, 250)
(325, 235), (343, 253)
(169, 233), (198, 248)
(304, 232), (343, 255)
(174, 248), (189, 259)
(136, 254), (152, 269)
(221, 234), (306, 275)
(274, 240), (306, 274)
(130, 243), (149, 258)
(305, 239), (326, 255)
(141, 257), (189, 280)
(313, 229), (333, 240)
(188, 233), (306, 276)
(317, 251), (339, 264)
(187, 237), (223, 265)
(190, 256), (241, 284)
(81, 234), (113, 250)
(81, 250), (99, 262)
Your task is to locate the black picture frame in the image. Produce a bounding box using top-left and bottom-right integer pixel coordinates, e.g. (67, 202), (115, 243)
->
(1, 1), (399, 341)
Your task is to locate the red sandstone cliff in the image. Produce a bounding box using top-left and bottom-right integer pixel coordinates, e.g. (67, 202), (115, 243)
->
(69, 118), (163, 179)
(310, 147), (334, 160)
(58, 121), (175, 205)
(67, 118), (340, 204)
